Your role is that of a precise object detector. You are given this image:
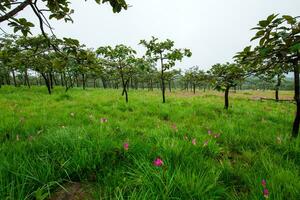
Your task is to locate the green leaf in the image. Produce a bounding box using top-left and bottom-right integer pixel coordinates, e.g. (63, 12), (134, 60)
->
(259, 20), (270, 27)
(290, 43), (300, 52)
(282, 15), (296, 25)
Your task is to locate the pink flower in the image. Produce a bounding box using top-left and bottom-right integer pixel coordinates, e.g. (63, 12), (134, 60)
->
(203, 140), (209, 147)
(208, 130), (212, 135)
(263, 188), (269, 198)
(153, 158), (164, 167)
(192, 138), (197, 145)
(261, 179), (267, 188)
(100, 118), (108, 123)
(171, 124), (178, 132)
(123, 143), (129, 151)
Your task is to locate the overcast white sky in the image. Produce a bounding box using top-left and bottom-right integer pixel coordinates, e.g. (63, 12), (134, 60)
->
(2, 0), (300, 71)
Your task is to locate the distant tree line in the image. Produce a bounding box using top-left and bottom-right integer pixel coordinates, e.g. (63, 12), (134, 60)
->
(0, 14), (299, 138)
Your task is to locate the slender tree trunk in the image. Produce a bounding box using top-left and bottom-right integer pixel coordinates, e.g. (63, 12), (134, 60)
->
(24, 69), (30, 88)
(93, 79), (96, 88)
(120, 68), (128, 103)
(160, 55), (166, 103)
(292, 61), (300, 138)
(12, 70), (17, 87)
(61, 73), (64, 86)
(41, 73), (51, 94)
(275, 74), (281, 102)
(224, 86), (230, 110)
(193, 83), (196, 94)
(82, 74), (85, 90)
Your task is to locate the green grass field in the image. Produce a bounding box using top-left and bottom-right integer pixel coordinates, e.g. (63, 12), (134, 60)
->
(0, 87), (299, 200)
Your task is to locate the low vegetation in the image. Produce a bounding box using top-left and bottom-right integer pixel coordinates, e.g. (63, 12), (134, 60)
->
(0, 87), (299, 199)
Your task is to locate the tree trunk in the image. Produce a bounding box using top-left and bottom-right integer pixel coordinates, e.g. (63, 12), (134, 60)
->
(275, 74), (281, 102)
(224, 86), (230, 110)
(160, 55), (166, 103)
(41, 73), (51, 94)
(24, 69), (30, 88)
(193, 83), (196, 94)
(12, 70), (17, 87)
(61, 73), (64, 86)
(168, 80), (171, 92)
(82, 74), (85, 90)
(292, 62), (300, 138)
(49, 72), (54, 89)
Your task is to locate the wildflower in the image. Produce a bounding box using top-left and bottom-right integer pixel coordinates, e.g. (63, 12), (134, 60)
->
(261, 179), (267, 188)
(203, 140), (209, 147)
(192, 138), (197, 145)
(171, 124), (178, 132)
(70, 112), (75, 117)
(208, 130), (212, 135)
(153, 157), (164, 167)
(213, 133), (220, 138)
(263, 188), (269, 198)
(123, 143), (129, 151)
(100, 118), (108, 123)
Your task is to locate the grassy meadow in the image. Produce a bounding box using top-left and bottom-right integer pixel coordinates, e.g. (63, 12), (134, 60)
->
(0, 86), (299, 200)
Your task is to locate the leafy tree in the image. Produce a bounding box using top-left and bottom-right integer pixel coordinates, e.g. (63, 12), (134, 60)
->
(235, 14), (300, 138)
(0, 0), (127, 37)
(140, 37), (192, 103)
(209, 63), (245, 109)
(96, 44), (137, 103)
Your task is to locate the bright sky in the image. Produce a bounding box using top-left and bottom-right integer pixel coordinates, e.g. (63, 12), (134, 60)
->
(2, 0), (300, 71)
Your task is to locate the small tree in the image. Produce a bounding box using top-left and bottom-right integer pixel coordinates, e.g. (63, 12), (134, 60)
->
(96, 44), (136, 103)
(235, 14), (300, 138)
(140, 37), (192, 103)
(209, 63), (245, 109)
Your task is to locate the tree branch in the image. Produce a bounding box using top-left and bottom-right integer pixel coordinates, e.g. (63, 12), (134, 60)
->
(0, 0), (31, 23)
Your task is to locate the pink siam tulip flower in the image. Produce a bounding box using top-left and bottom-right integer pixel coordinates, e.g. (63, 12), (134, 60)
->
(171, 124), (178, 132)
(192, 138), (197, 145)
(153, 158), (164, 167)
(261, 179), (267, 188)
(123, 143), (129, 151)
(100, 118), (108, 123)
(208, 130), (212, 135)
(263, 188), (269, 198)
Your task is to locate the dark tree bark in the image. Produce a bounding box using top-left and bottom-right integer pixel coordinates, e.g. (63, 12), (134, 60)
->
(49, 72), (54, 89)
(120, 68), (129, 103)
(41, 73), (51, 94)
(82, 74), (85, 90)
(60, 73), (64, 86)
(193, 83), (196, 94)
(160, 54), (166, 103)
(224, 86), (230, 110)
(24, 69), (30, 88)
(0, 0), (31, 22)
(12, 70), (17, 87)
(275, 74), (281, 102)
(292, 61), (300, 138)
